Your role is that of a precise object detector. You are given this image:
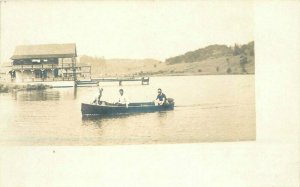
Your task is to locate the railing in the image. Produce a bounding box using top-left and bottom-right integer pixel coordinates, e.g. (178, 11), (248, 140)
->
(20, 77), (76, 82)
(9, 63), (92, 82)
(12, 63), (77, 70)
(12, 63), (91, 70)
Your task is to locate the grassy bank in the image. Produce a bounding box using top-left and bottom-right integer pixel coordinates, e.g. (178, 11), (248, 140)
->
(0, 83), (52, 93)
(80, 41), (254, 77)
(84, 55), (254, 77)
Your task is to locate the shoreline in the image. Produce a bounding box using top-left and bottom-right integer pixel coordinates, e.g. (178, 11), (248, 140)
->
(0, 82), (52, 93)
(0, 73), (255, 92)
(146, 72), (255, 77)
(91, 72), (255, 78)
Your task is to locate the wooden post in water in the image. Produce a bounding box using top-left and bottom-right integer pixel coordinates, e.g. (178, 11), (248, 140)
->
(41, 63), (44, 82)
(31, 69), (34, 82)
(21, 64), (24, 82)
(61, 58), (64, 81)
(73, 56), (77, 88)
(141, 77), (149, 85)
(51, 63), (54, 81)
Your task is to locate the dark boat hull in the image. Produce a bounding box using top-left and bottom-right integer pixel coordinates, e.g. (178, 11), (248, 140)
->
(81, 102), (174, 116)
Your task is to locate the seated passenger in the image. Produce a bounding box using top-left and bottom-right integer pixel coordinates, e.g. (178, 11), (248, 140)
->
(155, 88), (167, 106)
(115, 89), (129, 108)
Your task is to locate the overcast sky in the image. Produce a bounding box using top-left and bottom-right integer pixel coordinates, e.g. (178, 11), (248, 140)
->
(0, 0), (254, 61)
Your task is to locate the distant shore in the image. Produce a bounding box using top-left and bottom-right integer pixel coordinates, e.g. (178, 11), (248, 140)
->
(82, 55), (254, 77)
(0, 72), (255, 93)
(0, 82), (52, 93)
(119, 71), (254, 77)
(91, 71), (255, 78)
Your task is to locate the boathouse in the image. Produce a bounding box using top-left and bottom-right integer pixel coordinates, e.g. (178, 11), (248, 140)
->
(9, 43), (91, 82)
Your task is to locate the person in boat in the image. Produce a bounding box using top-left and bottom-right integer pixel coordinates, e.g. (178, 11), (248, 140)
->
(155, 88), (167, 106)
(92, 87), (103, 105)
(115, 88), (129, 107)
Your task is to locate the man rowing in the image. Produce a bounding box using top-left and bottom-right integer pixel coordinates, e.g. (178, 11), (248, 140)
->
(92, 87), (104, 105)
(155, 88), (167, 106)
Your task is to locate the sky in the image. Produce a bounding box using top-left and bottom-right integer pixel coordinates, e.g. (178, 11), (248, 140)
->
(0, 0), (254, 62)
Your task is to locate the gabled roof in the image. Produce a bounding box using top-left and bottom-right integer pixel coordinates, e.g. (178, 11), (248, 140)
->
(11, 43), (77, 60)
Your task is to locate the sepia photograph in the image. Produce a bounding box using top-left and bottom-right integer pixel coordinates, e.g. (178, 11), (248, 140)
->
(0, 1), (255, 145)
(1, 1), (300, 187)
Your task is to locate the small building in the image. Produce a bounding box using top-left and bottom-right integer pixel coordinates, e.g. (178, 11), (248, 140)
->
(9, 43), (91, 82)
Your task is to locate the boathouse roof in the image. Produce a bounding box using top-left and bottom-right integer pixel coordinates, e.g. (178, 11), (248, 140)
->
(11, 43), (77, 60)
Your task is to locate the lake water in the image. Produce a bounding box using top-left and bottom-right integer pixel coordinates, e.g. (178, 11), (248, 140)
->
(0, 75), (255, 145)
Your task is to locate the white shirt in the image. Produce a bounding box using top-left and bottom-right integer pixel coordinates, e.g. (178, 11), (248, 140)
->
(118, 94), (129, 105)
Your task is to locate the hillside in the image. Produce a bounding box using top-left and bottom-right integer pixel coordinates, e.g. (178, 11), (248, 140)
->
(166, 41), (254, 64)
(79, 41), (255, 77)
(79, 57), (160, 77)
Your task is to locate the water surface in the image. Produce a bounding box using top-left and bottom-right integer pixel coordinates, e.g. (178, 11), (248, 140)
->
(0, 75), (255, 145)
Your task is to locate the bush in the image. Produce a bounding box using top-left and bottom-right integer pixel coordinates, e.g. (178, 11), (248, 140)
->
(0, 84), (9, 93)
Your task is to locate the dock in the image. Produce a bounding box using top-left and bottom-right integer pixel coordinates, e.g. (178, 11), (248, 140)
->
(76, 76), (150, 87)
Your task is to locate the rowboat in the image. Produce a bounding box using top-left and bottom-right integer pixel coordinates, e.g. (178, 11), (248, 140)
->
(81, 99), (174, 116)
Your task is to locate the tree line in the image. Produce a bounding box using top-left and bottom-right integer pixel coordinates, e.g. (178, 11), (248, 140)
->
(166, 41), (254, 64)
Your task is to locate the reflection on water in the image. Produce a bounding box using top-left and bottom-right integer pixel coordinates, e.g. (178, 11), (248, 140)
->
(0, 75), (255, 145)
(82, 113), (139, 121)
(16, 90), (61, 101)
(73, 86), (77, 100)
(82, 111), (170, 127)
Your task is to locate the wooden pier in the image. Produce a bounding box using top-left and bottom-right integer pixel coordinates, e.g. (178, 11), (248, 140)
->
(76, 76), (149, 87)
